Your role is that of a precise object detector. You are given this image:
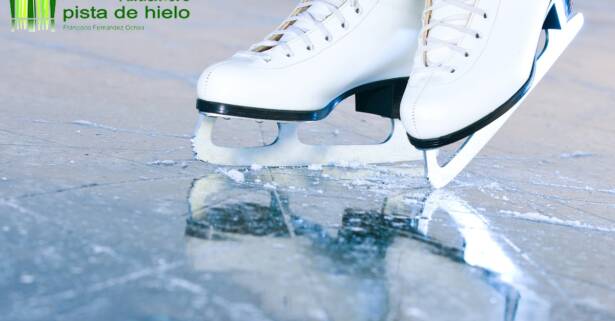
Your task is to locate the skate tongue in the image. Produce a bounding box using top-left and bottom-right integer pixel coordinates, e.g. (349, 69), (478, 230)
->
(424, 0), (475, 66)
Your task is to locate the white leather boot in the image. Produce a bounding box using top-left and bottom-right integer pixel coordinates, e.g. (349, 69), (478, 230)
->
(196, 0), (423, 121)
(400, 0), (583, 188)
(401, 0), (575, 148)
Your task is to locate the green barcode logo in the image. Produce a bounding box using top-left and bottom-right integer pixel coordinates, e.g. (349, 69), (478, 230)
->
(10, 0), (56, 32)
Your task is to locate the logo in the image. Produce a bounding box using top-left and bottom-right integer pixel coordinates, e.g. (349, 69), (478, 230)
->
(10, 0), (56, 32)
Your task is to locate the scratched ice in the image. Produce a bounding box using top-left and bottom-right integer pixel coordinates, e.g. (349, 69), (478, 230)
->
(1, 0), (615, 320)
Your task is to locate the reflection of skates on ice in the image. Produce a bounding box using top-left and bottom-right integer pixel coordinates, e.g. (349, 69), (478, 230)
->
(402, 0), (584, 188)
(193, 0), (425, 166)
(185, 171), (547, 320)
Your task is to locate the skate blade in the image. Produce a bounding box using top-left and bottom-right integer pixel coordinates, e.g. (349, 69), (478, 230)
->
(201, 113), (301, 123)
(193, 115), (423, 166)
(425, 7), (584, 189)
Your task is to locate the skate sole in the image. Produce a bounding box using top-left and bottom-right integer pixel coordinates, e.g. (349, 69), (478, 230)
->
(408, 2), (566, 150)
(196, 78), (409, 122)
(409, 63), (536, 150)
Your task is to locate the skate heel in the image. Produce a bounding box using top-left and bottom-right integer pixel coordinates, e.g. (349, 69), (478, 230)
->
(355, 78), (408, 119)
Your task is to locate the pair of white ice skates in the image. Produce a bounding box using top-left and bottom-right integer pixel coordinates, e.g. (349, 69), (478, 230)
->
(193, 0), (584, 188)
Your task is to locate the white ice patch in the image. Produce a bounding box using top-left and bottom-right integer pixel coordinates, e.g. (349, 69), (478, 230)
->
(72, 120), (119, 131)
(500, 210), (615, 232)
(308, 164), (323, 171)
(71, 120), (190, 138)
(404, 307), (428, 319)
(147, 160), (177, 166)
(263, 182), (277, 190)
(20, 274), (35, 284)
(307, 308), (329, 321)
(560, 151), (593, 159)
(168, 277), (206, 294)
(334, 161), (363, 168)
(250, 164), (263, 171)
(92, 244), (116, 256)
(483, 182), (504, 191)
(218, 169), (245, 184)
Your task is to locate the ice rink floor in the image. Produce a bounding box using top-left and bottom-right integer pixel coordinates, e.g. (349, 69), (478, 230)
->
(1, 1), (615, 320)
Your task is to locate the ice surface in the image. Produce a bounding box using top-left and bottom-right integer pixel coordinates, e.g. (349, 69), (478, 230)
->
(1, 1), (615, 320)
(499, 210), (615, 233)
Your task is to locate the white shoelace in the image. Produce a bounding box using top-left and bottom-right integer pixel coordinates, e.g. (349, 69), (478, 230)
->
(419, 0), (487, 74)
(237, 0), (361, 62)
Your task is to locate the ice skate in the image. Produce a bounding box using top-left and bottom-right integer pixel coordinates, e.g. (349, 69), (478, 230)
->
(400, 0), (584, 188)
(193, 0), (425, 166)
